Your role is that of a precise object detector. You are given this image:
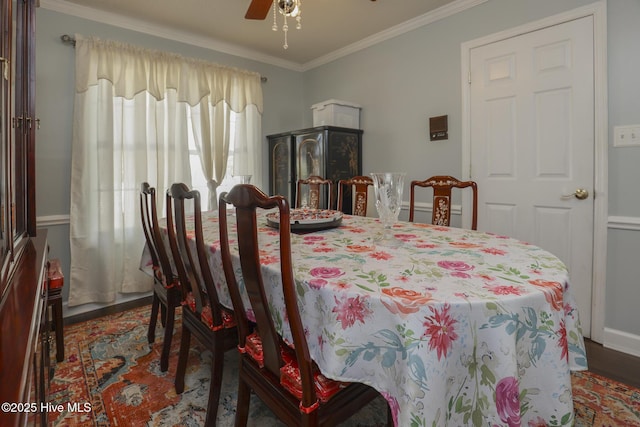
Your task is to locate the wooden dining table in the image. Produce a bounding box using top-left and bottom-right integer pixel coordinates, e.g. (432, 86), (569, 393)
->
(140, 210), (587, 426)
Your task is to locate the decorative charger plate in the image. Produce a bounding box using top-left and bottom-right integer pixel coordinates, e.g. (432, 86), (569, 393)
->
(266, 209), (343, 231)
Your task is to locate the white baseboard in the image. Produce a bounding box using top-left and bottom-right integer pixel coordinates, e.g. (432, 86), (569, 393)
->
(63, 292), (152, 318)
(603, 327), (640, 358)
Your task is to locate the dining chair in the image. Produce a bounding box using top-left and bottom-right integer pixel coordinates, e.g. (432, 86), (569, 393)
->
(165, 183), (238, 426)
(336, 175), (373, 216)
(409, 175), (478, 230)
(296, 175), (333, 210)
(219, 184), (390, 427)
(139, 182), (182, 372)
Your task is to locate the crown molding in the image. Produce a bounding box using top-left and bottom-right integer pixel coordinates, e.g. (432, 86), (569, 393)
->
(40, 0), (486, 73)
(301, 0), (488, 71)
(39, 0), (304, 72)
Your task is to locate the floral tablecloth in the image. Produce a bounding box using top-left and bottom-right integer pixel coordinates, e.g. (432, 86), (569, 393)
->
(141, 212), (587, 426)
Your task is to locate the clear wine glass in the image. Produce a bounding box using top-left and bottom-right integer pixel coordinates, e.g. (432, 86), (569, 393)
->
(233, 175), (252, 185)
(371, 172), (406, 246)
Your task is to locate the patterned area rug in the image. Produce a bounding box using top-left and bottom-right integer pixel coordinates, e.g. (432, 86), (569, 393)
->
(48, 305), (640, 426)
(571, 370), (640, 427)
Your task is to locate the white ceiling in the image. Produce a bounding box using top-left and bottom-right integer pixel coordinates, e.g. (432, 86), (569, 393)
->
(41, 0), (483, 70)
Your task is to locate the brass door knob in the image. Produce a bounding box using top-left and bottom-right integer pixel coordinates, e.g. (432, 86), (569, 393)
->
(562, 188), (589, 200)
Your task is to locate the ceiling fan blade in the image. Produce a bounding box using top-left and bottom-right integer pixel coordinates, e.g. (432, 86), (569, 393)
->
(245, 0), (273, 20)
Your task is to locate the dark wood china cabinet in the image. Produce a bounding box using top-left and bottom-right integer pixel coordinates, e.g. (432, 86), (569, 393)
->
(0, 0), (49, 426)
(267, 126), (363, 213)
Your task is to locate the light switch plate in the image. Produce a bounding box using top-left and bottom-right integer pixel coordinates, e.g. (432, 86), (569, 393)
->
(613, 125), (640, 147)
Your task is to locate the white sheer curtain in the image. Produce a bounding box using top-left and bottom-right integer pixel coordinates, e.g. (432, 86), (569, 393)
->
(189, 101), (263, 209)
(68, 35), (263, 306)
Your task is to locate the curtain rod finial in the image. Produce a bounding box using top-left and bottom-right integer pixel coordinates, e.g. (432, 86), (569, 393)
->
(61, 34), (76, 47)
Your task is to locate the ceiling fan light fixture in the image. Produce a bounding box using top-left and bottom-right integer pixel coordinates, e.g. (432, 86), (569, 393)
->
(272, 0), (302, 50)
(278, 0), (300, 17)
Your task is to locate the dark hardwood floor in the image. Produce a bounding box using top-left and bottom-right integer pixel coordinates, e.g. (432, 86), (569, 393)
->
(65, 297), (640, 389)
(584, 339), (640, 388)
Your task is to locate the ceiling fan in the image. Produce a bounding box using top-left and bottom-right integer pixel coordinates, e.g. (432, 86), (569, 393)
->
(245, 0), (303, 49)
(245, 0), (377, 19)
(245, 0), (279, 20)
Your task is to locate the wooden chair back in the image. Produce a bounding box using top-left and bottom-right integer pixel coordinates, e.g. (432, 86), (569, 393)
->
(140, 182), (174, 285)
(166, 183), (237, 425)
(220, 185), (305, 382)
(140, 182), (182, 371)
(337, 175), (373, 216)
(409, 175), (478, 230)
(219, 184), (388, 425)
(165, 183), (226, 325)
(296, 175), (333, 209)
(140, 183), (160, 270)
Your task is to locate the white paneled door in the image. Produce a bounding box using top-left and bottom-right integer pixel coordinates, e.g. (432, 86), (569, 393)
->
(469, 16), (595, 336)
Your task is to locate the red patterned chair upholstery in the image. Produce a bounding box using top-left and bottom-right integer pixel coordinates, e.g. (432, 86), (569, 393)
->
(47, 258), (65, 363)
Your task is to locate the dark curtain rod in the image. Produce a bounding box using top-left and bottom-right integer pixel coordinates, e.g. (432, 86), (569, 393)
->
(59, 34), (267, 83)
(60, 34), (76, 46)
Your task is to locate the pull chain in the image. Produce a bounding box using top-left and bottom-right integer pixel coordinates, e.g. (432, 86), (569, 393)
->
(272, 1), (278, 31)
(283, 11), (289, 49)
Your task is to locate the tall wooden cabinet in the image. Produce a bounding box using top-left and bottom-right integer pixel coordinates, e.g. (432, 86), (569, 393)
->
(0, 0), (49, 426)
(267, 126), (363, 211)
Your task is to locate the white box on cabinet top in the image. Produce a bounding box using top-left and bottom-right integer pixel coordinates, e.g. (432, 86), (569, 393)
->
(311, 99), (361, 129)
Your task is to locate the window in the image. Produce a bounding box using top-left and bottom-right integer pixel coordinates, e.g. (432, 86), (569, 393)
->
(69, 35), (262, 305)
(187, 109), (244, 205)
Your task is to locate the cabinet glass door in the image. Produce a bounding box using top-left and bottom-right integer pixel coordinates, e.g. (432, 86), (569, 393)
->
(269, 135), (292, 201)
(0, 0), (11, 274)
(296, 132), (324, 180)
(295, 131), (326, 208)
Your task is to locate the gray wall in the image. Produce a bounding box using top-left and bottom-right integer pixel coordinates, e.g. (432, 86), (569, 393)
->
(303, 0), (599, 187)
(604, 0), (640, 351)
(302, 0), (640, 350)
(35, 0), (640, 353)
